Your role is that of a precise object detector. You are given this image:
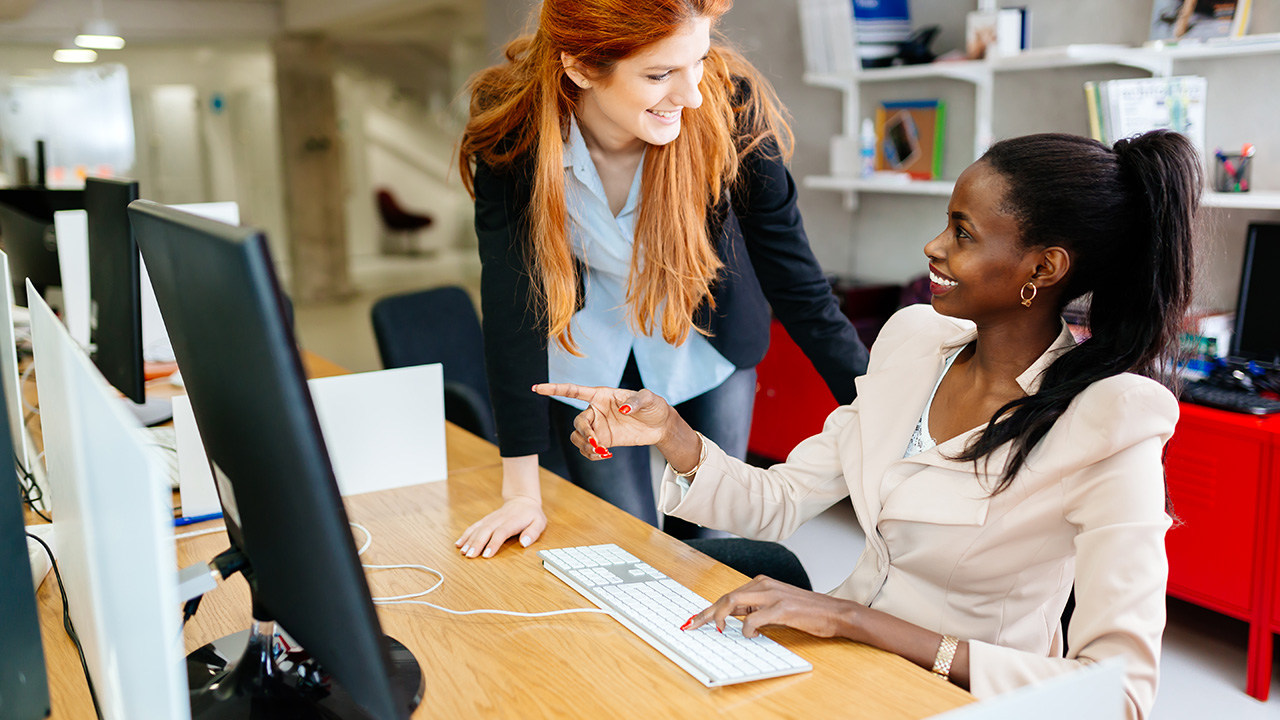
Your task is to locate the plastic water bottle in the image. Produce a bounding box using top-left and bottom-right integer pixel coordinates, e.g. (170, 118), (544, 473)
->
(860, 118), (876, 178)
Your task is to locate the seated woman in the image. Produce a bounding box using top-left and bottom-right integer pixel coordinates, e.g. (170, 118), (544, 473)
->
(535, 129), (1201, 720)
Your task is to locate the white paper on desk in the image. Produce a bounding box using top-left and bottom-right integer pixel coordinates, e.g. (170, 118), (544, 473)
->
(172, 394), (220, 518)
(53, 210), (90, 349)
(308, 364), (448, 495)
(172, 364), (447, 510)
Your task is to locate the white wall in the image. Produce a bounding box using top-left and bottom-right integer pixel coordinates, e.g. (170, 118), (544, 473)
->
(335, 67), (474, 261)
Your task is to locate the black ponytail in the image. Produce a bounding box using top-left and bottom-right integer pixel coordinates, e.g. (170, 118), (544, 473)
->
(955, 130), (1201, 493)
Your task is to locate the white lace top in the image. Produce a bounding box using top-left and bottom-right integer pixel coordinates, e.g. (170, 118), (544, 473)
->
(903, 348), (963, 458)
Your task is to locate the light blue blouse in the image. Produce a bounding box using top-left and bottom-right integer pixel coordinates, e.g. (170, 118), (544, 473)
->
(548, 117), (736, 411)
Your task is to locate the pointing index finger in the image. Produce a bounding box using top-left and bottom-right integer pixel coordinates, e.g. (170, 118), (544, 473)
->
(532, 382), (592, 401)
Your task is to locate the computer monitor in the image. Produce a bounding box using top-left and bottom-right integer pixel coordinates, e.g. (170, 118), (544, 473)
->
(27, 281), (189, 720)
(127, 200), (422, 719)
(0, 381), (50, 720)
(1232, 223), (1280, 368)
(83, 178), (171, 426)
(0, 189), (84, 306)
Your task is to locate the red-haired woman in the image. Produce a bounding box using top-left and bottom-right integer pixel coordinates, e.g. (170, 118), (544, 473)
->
(455, 0), (867, 559)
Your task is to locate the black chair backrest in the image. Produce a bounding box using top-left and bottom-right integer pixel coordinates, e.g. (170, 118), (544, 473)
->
(371, 287), (494, 441)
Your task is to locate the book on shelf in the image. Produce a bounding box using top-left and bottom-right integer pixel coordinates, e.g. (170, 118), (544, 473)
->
(874, 99), (946, 181)
(797, 0), (858, 74)
(1083, 76), (1207, 153)
(1149, 0), (1253, 43)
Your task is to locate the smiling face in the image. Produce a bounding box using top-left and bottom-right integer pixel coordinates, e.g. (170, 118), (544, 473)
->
(565, 16), (711, 151)
(923, 161), (1047, 324)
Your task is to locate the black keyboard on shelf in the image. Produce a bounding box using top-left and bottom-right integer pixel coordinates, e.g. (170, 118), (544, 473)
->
(1180, 381), (1280, 416)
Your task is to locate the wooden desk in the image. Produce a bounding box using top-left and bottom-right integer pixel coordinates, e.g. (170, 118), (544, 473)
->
(32, 361), (973, 719)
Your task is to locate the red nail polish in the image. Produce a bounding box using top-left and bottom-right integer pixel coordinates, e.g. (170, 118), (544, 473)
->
(593, 445), (607, 455)
(619, 404), (632, 415)
(716, 626), (723, 634)
(588, 436), (599, 448)
(599, 451), (613, 459)
(680, 620), (693, 631)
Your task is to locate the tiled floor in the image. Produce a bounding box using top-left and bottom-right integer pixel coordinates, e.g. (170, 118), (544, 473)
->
(297, 252), (1280, 719)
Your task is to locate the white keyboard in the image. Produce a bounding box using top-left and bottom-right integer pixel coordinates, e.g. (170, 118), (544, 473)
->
(144, 425), (181, 489)
(539, 544), (812, 687)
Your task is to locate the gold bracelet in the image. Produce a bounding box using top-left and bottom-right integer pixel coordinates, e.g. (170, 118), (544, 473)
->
(931, 635), (959, 680)
(673, 432), (707, 478)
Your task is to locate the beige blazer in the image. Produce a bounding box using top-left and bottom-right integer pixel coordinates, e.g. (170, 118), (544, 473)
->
(660, 304), (1176, 720)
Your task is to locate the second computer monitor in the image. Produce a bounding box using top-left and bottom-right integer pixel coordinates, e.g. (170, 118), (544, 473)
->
(0, 188), (84, 305)
(85, 177), (144, 404)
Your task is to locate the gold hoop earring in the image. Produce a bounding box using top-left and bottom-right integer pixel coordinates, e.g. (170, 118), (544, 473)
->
(1020, 282), (1037, 308)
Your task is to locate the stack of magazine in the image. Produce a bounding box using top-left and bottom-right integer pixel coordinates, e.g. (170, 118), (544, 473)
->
(1083, 75), (1207, 152)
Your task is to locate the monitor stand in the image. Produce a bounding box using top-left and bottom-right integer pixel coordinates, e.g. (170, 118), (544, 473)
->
(187, 619), (424, 719)
(125, 396), (172, 427)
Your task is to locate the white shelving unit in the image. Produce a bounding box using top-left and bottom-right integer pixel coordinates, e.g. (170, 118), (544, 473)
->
(805, 36), (1280, 211)
(805, 174), (1280, 211)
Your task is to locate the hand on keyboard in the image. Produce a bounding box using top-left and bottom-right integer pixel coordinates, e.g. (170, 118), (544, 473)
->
(687, 575), (857, 640)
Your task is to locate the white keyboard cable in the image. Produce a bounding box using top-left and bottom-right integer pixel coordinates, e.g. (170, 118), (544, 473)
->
(171, 521), (615, 618)
(349, 522), (615, 619)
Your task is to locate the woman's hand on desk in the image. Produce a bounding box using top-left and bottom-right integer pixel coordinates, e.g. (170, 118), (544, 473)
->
(457, 455), (547, 558)
(532, 384), (701, 472)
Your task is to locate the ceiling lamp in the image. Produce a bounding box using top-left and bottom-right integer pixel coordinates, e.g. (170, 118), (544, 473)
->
(75, 1), (124, 50)
(75, 17), (124, 49)
(53, 48), (99, 63)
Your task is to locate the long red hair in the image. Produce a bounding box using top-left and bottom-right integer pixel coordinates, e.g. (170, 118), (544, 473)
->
(459, 0), (793, 353)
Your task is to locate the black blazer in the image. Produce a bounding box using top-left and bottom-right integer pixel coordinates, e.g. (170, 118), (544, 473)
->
(473, 135), (868, 458)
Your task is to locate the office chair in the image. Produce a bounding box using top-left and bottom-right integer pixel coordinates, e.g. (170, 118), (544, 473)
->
(375, 188), (433, 255)
(370, 286), (497, 443)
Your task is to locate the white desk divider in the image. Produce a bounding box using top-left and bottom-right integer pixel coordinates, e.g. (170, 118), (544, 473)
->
(175, 363), (447, 516)
(52, 210), (90, 349)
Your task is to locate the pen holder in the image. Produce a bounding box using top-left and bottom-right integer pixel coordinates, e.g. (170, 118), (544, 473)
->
(1213, 152), (1252, 193)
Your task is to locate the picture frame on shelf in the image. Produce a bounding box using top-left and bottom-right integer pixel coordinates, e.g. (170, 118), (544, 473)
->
(875, 100), (946, 181)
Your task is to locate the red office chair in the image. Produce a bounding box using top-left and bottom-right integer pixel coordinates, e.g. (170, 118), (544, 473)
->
(375, 188), (433, 255)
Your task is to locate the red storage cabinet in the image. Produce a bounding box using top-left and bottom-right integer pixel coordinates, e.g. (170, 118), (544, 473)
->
(1163, 402), (1280, 701)
(1164, 412), (1265, 615)
(749, 319), (838, 462)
